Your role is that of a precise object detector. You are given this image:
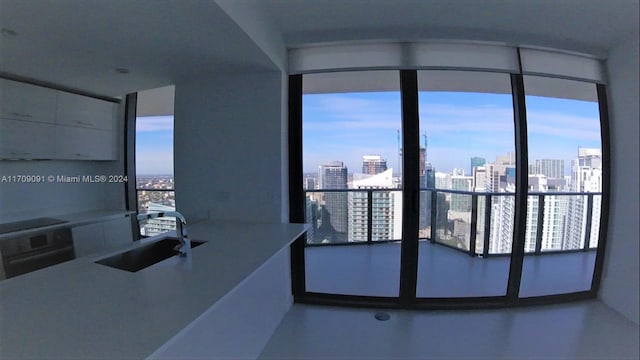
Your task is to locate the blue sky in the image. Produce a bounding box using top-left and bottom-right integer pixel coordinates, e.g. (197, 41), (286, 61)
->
(134, 91), (601, 176)
(303, 91), (601, 175)
(136, 116), (174, 175)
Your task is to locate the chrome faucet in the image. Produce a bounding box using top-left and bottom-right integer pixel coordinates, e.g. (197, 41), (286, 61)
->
(137, 211), (191, 258)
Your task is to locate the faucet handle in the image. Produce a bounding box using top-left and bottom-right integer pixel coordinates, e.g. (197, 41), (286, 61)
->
(173, 243), (188, 256)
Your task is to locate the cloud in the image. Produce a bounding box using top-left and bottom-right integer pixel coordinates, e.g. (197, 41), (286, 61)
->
(302, 92), (602, 174)
(527, 111), (600, 141)
(304, 95), (401, 131)
(419, 103), (514, 135)
(136, 116), (174, 132)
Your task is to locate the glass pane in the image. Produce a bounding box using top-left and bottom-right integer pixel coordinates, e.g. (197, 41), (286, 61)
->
(520, 76), (601, 297)
(135, 86), (176, 237)
(417, 70), (514, 297)
(590, 194), (602, 248)
(302, 70), (401, 297)
(135, 116), (175, 236)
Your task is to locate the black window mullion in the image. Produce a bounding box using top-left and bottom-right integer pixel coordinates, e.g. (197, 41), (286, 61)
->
(506, 71), (528, 301)
(483, 194), (491, 257)
(288, 74), (306, 299)
(399, 70), (420, 307)
(590, 83), (611, 293)
(124, 93), (140, 240)
(469, 195), (478, 256)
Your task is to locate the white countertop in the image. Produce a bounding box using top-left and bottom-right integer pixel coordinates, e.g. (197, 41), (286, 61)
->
(0, 220), (308, 359)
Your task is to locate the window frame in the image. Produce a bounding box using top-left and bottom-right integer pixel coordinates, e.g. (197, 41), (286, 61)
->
(288, 47), (611, 309)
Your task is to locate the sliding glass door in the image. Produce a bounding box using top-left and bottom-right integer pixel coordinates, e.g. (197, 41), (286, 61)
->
(291, 66), (608, 308)
(519, 76), (603, 297)
(416, 71), (516, 298)
(302, 71), (403, 297)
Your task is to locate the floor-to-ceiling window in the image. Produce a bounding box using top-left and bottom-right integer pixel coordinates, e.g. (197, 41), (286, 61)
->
(519, 76), (603, 297)
(289, 43), (609, 308)
(132, 86), (176, 237)
(302, 71), (403, 297)
(416, 71), (515, 298)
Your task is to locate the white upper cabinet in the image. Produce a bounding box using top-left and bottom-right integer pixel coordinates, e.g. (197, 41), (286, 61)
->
(0, 78), (119, 160)
(54, 125), (115, 160)
(0, 79), (57, 123)
(0, 118), (55, 159)
(55, 92), (116, 130)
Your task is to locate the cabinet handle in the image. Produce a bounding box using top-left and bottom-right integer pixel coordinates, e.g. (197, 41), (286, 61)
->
(10, 151), (32, 155)
(10, 112), (33, 118)
(75, 153), (90, 158)
(76, 121), (94, 126)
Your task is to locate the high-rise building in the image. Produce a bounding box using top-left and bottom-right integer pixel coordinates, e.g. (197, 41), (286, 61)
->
(490, 183), (516, 253)
(140, 202), (177, 236)
(318, 161), (348, 189)
(525, 175), (568, 252)
(485, 153), (516, 193)
(399, 146), (433, 230)
(420, 161), (435, 230)
(305, 195), (318, 243)
(473, 166), (487, 192)
(451, 175), (473, 212)
(362, 155), (387, 175)
(535, 159), (565, 179)
(564, 148), (602, 250)
(424, 162), (435, 188)
(435, 172), (452, 190)
(304, 176), (316, 190)
(318, 161), (349, 238)
(418, 147), (426, 178)
(470, 156), (486, 175)
(348, 168), (401, 242)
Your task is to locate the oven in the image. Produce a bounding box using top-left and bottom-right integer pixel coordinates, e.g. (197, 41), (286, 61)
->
(1, 228), (75, 279)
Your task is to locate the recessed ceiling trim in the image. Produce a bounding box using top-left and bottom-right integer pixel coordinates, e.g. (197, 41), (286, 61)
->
(520, 48), (605, 83)
(288, 41), (606, 83)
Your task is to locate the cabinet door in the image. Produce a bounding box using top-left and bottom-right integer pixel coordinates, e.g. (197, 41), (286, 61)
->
(103, 216), (134, 249)
(0, 118), (55, 159)
(0, 79), (57, 124)
(56, 92), (116, 130)
(54, 126), (115, 160)
(72, 223), (106, 258)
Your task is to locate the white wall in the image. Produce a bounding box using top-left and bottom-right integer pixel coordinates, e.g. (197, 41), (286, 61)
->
(215, 0), (287, 71)
(600, 37), (640, 325)
(174, 70), (285, 223)
(0, 161), (124, 221)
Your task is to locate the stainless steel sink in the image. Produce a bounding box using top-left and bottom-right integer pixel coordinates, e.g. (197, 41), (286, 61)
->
(95, 237), (206, 272)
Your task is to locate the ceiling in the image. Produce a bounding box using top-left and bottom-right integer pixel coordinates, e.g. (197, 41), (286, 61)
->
(0, 0), (277, 97)
(1, 0), (637, 98)
(264, 0), (639, 54)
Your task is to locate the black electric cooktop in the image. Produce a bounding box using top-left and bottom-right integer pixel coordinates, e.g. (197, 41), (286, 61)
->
(0, 217), (68, 235)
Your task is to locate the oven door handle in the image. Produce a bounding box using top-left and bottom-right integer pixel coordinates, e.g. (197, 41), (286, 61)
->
(6, 245), (75, 266)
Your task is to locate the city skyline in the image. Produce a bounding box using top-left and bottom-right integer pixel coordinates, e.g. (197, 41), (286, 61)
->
(135, 90), (601, 176)
(304, 142), (602, 250)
